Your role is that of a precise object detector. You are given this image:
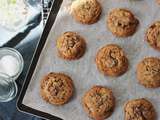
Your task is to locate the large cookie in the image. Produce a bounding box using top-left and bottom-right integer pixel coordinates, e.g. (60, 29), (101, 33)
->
(82, 86), (115, 120)
(71, 0), (102, 24)
(96, 44), (128, 77)
(137, 57), (160, 88)
(146, 21), (160, 51)
(107, 8), (139, 37)
(124, 98), (156, 120)
(56, 32), (86, 60)
(40, 72), (74, 105)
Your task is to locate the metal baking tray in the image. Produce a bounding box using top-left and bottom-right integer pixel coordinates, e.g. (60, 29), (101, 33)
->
(17, 0), (63, 119)
(17, 0), (160, 120)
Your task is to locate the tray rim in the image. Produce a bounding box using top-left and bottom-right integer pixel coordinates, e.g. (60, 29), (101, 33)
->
(17, 0), (63, 120)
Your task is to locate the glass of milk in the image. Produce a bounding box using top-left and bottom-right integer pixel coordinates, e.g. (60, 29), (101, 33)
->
(0, 47), (24, 80)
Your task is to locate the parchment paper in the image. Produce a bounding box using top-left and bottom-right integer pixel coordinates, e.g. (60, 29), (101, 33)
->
(22, 0), (160, 119)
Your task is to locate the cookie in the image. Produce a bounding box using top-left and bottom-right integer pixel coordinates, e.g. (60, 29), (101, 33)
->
(107, 8), (139, 37)
(124, 98), (156, 120)
(96, 44), (128, 77)
(146, 21), (160, 51)
(40, 72), (74, 105)
(137, 57), (160, 88)
(71, 0), (102, 24)
(56, 32), (86, 60)
(82, 86), (115, 120)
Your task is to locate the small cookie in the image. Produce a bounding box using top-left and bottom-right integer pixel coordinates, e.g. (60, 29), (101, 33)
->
(82, 86), (115, 120)
(124, 98), (156, 120)
(146, 21), (160, 51)
(71, 0), (102, 24)
(56, 32), (86, 60)
(96, 44), (128, 76)
(137, 57), (160, 88)
(40, 72), (74, 105)
(107, 8), (139, 37)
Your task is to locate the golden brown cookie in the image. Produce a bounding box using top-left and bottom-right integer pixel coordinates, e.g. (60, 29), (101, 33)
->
(107, 8), (139, 37)
(146, 21), (160, 51)
(56, 32), (86, 60)
(124, 98), (156, 120)
(71, 0), (102, 24)
(82, 86), (115, 120)
(40, 72), (74, 105)
(96, 44), (128, 77)
(137, 57), (160, 88)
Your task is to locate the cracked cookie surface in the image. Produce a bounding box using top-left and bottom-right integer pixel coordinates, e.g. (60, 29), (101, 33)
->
(137, 57), (160, 88)
(82, 86), (115, 120)
(124, 98), (156, 120)
(107, 8), (139, 37)
(40, 72), (74, 105)
(146, 21), (160, 51)
(56, 32), (86, 60)
(96, 44), (128, 77)
(71, 0), (101, 24)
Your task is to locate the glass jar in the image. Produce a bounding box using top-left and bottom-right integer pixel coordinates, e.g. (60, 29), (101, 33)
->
(0, 47), (24, 80)
(0, 73), (17, 102)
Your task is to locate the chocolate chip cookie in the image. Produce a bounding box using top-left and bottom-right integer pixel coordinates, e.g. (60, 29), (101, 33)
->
(96, 44), (128, 77)
(137, 57), (160, 88)
(146, 21), (160, 51)
(107, 8), (139, 37)
(71, 0), (102, 24)
(82, 86), (115, 120)
(124, 98), (156, 120)
(56, 32), (86, 60)
(40, 72), (74, 105)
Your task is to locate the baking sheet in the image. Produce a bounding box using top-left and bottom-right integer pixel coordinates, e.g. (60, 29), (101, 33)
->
(22, 0), (160, 119)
